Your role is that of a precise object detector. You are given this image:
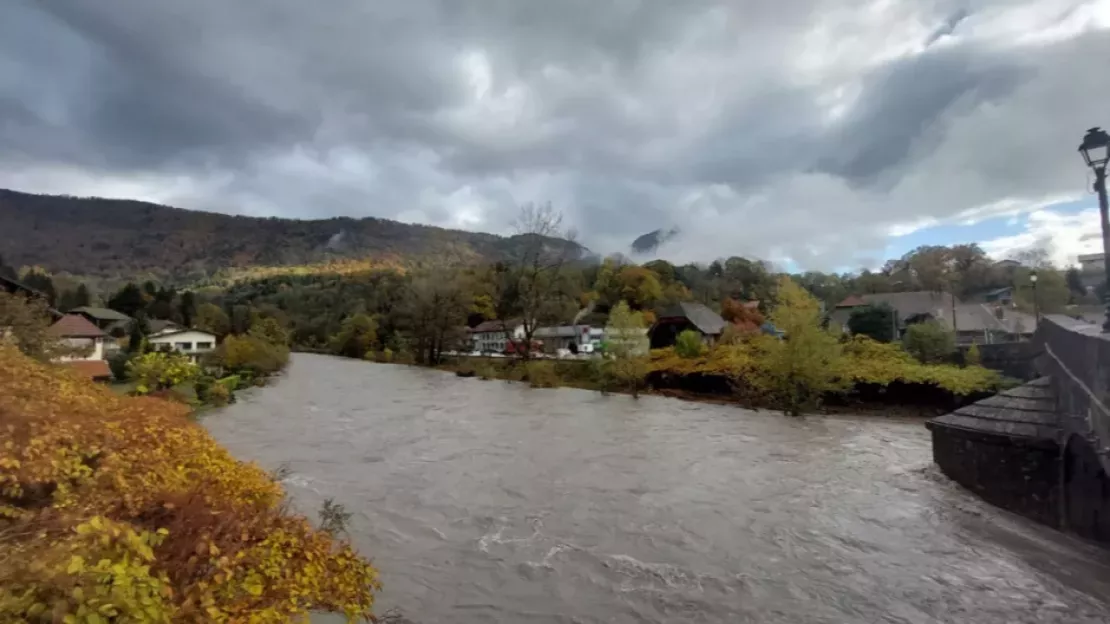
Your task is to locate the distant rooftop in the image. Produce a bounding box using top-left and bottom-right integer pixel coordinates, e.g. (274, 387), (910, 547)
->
(71, 306), (131, 322)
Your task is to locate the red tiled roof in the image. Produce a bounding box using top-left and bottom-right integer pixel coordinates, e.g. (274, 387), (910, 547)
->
(48, 314), (108, 338)
(61, 360), (112, 380)
(835, 295), (868, 308)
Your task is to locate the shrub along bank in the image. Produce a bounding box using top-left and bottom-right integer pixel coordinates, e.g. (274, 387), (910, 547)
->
(0, 346), (378, 621)
(647, 335), (1003, 412)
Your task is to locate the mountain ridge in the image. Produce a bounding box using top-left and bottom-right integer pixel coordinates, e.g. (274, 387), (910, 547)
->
(0, 188), (584, 281)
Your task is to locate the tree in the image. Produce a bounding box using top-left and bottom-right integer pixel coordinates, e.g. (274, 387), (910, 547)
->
(108, 283), (147, 318)
(126, 351), (199, 393)
(195, 303), (231, 337)
(20, 270), (56, 306)
(229, 304), (253, 335)
(901, 321), (955, 364)
(56, 289), (80, 313)
(74, 284), (91, 308)
(720, 297), (765, 333)
(965, 343), (981, 367)
(750, 277), (845, 416)
(1065, 267), (1086, 299)
(126, 315), (150, 353)
(249, 316), (291, 346)
(401, 270), (470, 365)
(148, 286), (177, 320)
(616, 265), (663, 310)
(179, 291), (196, 327)
(901, 246), (952, 293)
(212, 334), (289, 376)
(329, 314), (379, 358)
(675, 329), (705, 358)
(491, 203), (579, 360)
(0, 292), (65, 361)
(603, 302), (649, 396)
(1014, 268), (1069, 314)
(847, 303), (896, 343)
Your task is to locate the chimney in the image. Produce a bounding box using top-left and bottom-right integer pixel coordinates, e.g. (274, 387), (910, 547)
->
(994, 306), (1004, 320)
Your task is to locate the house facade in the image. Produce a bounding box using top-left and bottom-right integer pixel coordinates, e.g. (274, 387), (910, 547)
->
(47, 314), (113, 380)
(468, 320), (527, 353)
(147, 329), (218, 362)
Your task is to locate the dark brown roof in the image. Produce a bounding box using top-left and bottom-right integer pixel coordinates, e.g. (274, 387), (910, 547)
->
(61, 360), (112, 380)
(655, 302), (727, 335)
(469, 319), (522, 333)
(48, 314), (107, 338)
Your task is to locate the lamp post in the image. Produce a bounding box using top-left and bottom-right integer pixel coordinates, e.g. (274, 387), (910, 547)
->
(1030, 270), (1039, 323)
(1078, 127), (1110, 332)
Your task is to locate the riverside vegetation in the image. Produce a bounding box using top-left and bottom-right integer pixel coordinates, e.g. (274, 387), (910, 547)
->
(0, 346), (378, 622)
(445, 278), (1004, 414)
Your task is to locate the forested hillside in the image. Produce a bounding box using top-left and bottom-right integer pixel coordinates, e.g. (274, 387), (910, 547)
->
(0, 189), (580, 281)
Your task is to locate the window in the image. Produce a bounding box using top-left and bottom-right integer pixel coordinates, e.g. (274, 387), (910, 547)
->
(196, 342), (213, 350)
(174, 342), (193, 350)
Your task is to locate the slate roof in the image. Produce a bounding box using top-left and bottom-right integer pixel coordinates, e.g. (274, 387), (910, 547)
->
(148, 319), (182, 335)
(148, 328), (217, 340)
(71, 306), (131, 322)
(469, 319), (522, 333)
(655, 302), (727, 336)
(926, 377), (1059, 445)
(953, 304), (1036, 335)
(48, 314), (107, 338)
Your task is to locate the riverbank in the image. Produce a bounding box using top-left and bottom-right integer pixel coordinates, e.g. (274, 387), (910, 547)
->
(423, 342), (1009, 416)
(0, 346), (379, 621)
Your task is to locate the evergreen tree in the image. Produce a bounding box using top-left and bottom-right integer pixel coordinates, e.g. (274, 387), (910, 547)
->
(179, 291), (196, 327)
(21, 270), (56, 306)
(74, 284), (91, 308)
(127, 315), (151, 354)
(108, 283), (147, 318)
(847, 303), (896, 342)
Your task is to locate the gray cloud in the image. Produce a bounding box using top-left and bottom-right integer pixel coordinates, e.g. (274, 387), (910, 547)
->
(1, 0), (1108, 269)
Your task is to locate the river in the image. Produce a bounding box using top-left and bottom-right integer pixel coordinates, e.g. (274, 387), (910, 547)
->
(205, 354), (1110, 623)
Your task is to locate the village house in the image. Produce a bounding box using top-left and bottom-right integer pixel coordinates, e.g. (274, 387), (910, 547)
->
(47, 314), (113, 381)
(71, 306), (132, 334)
(468, 320), (528, 353)
(648, 302), (727, 349)
(147, 328), (218, 362)
(830, 291), (1035, 345)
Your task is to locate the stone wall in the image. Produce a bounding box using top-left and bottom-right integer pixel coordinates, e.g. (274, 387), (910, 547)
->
(959, 341), (1036, 381)
(929, 426), (1060, 528)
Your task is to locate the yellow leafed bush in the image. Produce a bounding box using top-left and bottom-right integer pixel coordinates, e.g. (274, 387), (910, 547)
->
(649, 335), (1001, 398)
(0, 345), (378, 622)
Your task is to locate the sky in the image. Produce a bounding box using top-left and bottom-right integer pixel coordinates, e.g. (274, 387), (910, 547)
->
(2, 0), (1110, 271)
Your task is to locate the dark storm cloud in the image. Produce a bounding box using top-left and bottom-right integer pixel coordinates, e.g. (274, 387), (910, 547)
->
(815, 44), (1031, 185)
(0, 0), (1106, 267)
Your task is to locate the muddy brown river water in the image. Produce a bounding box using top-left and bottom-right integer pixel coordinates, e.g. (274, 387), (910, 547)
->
(205, 354), (1110, 623)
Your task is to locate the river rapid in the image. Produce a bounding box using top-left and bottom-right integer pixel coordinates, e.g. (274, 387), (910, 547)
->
(205, 354), (1110, 623)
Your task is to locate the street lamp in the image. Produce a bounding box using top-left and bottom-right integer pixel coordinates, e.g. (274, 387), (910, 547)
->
(1078, 127), (1110, 332)
(1030, 270), (1039, 323)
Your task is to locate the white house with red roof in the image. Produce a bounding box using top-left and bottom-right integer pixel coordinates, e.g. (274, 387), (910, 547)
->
(47, 314), (113, 380)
